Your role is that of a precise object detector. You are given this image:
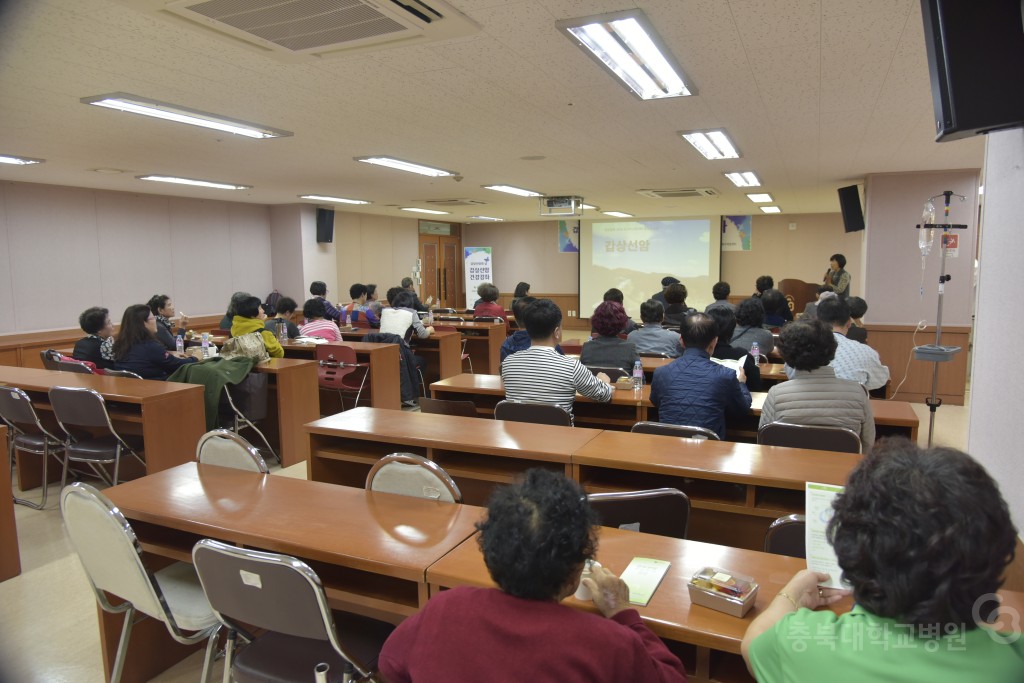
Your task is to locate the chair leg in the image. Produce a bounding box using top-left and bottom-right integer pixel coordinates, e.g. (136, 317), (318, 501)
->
(199, 627), (219, 683)
(353, 373), (368, 409)
(112, 445), (121, 487)
(222, 630), (236, 683)
(109, 605), (136, 683)
(60, 443), (70, 491)
(337, 389), (346, 412)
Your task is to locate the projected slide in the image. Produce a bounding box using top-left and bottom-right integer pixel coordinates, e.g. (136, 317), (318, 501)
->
(579, 218), (719, 317)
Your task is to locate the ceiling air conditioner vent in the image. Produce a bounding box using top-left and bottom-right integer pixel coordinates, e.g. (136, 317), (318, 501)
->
(636, 187), (720, 199)
(122, 0), (481, 60)
(423, 198), (487, 206)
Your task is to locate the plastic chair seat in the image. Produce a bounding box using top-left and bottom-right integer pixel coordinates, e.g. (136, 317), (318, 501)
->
(153, 562), (223, 632)
(65, 434), (144, 459)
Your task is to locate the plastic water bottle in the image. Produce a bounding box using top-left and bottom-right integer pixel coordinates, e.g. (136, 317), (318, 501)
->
(201, 332), (210, 358)
(175, 334), (184, 354)
(750, 341), (760, 366)
(632, 360), (644, 391)
(427, 308), (434, 325)
(277, 320), (288, 343)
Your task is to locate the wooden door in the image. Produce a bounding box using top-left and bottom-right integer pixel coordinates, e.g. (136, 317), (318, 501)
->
(420, 238), (439, 305)
(417, 222), (462, 308)
(440, 236), (462, 309)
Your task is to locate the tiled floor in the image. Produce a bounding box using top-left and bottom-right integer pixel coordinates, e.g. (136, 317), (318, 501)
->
(1, 405), (969, 682)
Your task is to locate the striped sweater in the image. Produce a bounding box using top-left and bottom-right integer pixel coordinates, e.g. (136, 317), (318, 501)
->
(500, 346), (613, 422)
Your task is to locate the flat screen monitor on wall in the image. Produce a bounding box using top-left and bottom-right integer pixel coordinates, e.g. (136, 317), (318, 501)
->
(921, 0), (1024, 141)
(838, 185), (865, 233)
(316, 208), (334, 243)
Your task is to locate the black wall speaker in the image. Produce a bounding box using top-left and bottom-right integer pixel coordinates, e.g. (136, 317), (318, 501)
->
(315, 208), (334, 243)
(837, 185), (865, 233)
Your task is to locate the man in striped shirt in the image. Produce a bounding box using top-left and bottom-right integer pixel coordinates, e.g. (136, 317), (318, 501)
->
(501, 299), (613, 424)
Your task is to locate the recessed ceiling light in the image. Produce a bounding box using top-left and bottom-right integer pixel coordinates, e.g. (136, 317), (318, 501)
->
(401, 207), (451, 215)
(558, 9), (693, 100)
(680, 130), (740, 160)
(581, 203), (599, 210)
(0, 154), (44, 165)
(355, 156), (456, 177)
(760, 206), (782, 214)
(137, 175), (251, 190)
(747, 193), (773, 203)
(299, 194), (371, 205)
(469, 216), (505, 221)
(603, 211), (633, 218)
(483, 185), (543, 197)
(724, 172), (760, 187)
(81, 93), (291, 139)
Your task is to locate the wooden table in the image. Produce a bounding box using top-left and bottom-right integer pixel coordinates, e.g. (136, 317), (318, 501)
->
(0, 425), (21, 582)
(307, 407), (604, 505)
(433, 321), (506, 374)
(340, 328), (463, 383)
(0, 366), (204, 489)
(102, 463), (483, 683)
(280, 340), (401, 411)
(572, 431), (860, 550)
(252, 358), (320, 467)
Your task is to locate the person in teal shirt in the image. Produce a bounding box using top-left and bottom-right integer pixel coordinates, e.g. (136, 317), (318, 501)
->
(742, 439), (1024, 682)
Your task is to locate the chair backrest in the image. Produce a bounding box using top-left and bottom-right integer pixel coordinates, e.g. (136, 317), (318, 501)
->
(586, 365), (629, 381)
(587, 488), (690, 539)
(631, 421), (720, 440)
(757, 421), (862, 454)
(56, 359), (94, 374)
(60, 483), (169, 621)
(433, 315), (464, 322)
(473, 316), (503, 323)
(763, 514), (806, 558)
(48, 386), (116, 430)
(433, 308), (457, 314)
(417, 397), (479, 418)
(493, 400), (572, 427)
(192, 539), (373, 678)
(103, 369), (143, 379)
(223, 373), (269, 422)
(0, 386), (45, 430)
(365, 453), (462, 503)
(41, 349), (62, 370)
(196, 429), (269, 473)
(315, 344), (365, 391)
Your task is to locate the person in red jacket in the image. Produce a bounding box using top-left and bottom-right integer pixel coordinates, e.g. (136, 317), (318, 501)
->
(378, 469), (688, 683)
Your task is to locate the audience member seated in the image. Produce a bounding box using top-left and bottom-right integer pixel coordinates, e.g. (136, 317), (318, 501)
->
(731, 298), (776, 353)
(309, 280), (343, 323)
(113, 304), (197, 380)
(662, 283), (696, 327)
(401, 277), (430, 312)
(500, 297), (565, 363)
(705, 281), (735, 313)
(381, 290), (434, 343)
(742, 439), (1020, 682)
(365, 283), (379, 305)
(597, 288), (638, 334)
(754, 275), (774, 298)
(73, 306), (116, 370)
(581, 302), (640, 373)
(473, 282), (509, 331)
(379, 469), (688, 683)
(758, 319), (873, 446)
(798, 287), (835, 320)
(299, 298), (342, 341)
(386, 286), (403, 307)
(231, 296), (283, 358)
(817, 298), (889, 390)
(343, 283), (379, 325)
(502, 299), (612, 424)
(627, 300), (681, 358)
(708, 306), (761, 391)
(846, 296), (869, 343)
(651, 276), (679, 309)
(264, 296), (300, 339)
(511, 281), (531, 310)
(147, 294), (189, 351)
(651, 313), (751, 439)
(761, 288), (793, 327)
(219, 291), (251, 330)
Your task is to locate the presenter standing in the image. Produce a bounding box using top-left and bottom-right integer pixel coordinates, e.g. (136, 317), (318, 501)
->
(823, 253), (850, 298)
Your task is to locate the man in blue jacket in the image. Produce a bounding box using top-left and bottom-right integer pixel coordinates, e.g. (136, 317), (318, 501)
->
(650, 312), (752, 439)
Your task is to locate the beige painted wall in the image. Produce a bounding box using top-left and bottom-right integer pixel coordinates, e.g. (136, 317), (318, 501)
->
(333, 211), (420, 296)
(463, 220), (580, 293)
(0, 180), (272, 333)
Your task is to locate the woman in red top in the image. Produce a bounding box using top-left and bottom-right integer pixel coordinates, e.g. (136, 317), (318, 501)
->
(473, 282), (509, 333)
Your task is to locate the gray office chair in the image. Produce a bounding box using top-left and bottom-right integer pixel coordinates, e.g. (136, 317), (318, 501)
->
(55, 359), (94, 374)
(366, 452), (462, 503)
(631, 421), (720, 440)
(494, 400), (572, 427)
(587, 488), (691, 539)
(764, 514), (806, 558)
(103, 369), (143, 379)
(0, 386), (65, 509)
(196, 429), (269, 473)
(757, 422), (862, 454)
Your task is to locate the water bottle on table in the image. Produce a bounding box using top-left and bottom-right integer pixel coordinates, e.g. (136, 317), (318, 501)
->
(632, 360), (644, 392)
(750, 341), (760, 366)
(277, 321), (288, 343)
(175, 334), (184, 354)
(201, 332), (210, 358)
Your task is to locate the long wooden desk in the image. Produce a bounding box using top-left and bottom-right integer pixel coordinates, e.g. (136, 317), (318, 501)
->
(339, 328), (463, 383)
(252, 358), (320, 467)
(0, 366), (204, 488)
(0, 425), (20, 583)
(102, 463), (483, 683)
(307, 407), (604, 505)
(280, 340), (401, 411)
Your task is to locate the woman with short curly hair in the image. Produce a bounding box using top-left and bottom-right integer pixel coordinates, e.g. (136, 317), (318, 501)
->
(580, 300), (639, 374)
(731, 297), (775, 353)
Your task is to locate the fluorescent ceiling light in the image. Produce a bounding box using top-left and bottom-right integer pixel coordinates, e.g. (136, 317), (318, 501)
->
(299, 194), (370, 205)
(603, 211), (633, 218)
(137, 175), (251, 190)
(469, 216), (504, 221)
(0, 154), (44, 165)
(680, 130), (740, 160)
(580, 203), (600, 210)
(355, 156), (456, 177)
(724, 172), (760, 187)
(483, 185), (542, 197)
(760, 206), (782, 214)
(401, 207), (450, 215)
(558, 10), (693, 100)
(81, 93), (291, 139)
(747, 193), (773, 203)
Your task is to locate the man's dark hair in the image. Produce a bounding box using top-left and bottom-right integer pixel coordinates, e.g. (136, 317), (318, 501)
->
(755, 275), (774, 294)
(735, 297), (765, 328)
(79, 307), (109, 335)
(477, 282), (499, 302)
(303, 298), (326, 320)
(225, 291), (251, 317)
(591, 301), (628, 337)
(777, 319), (836, 370)
(275, 297), (297, 315)
(639, 299), (664, 324)
(400, 277), (415, 289)
(365, 284), (377, 300)
(522, 299), (562, 341)
(680, 312), (718, 349)
(514, 282), (531, 298)
(391, 290), (416, 310)
(477, 469), (597, 601)
(309, 281), (327, 297)
(664, 283), (688, 305)
(603, 288), (624, 304)
(660, 276), (680, 288)
(706, 306), (737, 344)
(349, 283), (367, 300)
(761, 288), (788, 316)
(236, 296), (263, 319)
(848, 296), (868, 319)
(147, 294), (171, 315)
(830, 253), (847, 269)
(828, 438), (1016, 628)
(386, 287), (403, 306)
(511, 296), (537, 324)
(817, 296), (852, 327)
(712, 281), (731, 301)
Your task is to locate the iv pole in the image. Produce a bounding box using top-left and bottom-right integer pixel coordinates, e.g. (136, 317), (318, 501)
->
(914, 190), (967, 447)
